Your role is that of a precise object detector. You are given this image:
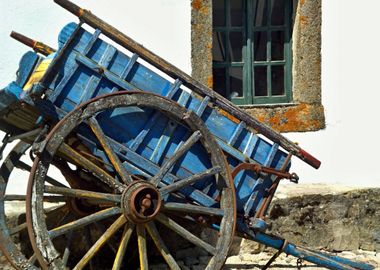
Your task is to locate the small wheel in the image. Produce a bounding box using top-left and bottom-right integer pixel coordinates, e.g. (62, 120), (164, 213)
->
(0, 141), (39, 269)
(27, 91), (236, 269)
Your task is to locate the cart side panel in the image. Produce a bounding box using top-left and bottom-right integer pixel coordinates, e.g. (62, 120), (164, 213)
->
(24, 23), (290, 216)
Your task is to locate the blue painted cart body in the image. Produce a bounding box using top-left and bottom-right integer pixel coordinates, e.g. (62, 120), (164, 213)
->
(1, 22), (289, 219)
(0, 15), (374, 270)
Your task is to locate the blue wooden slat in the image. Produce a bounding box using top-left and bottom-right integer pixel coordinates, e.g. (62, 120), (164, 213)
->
(176, 90), (191, 108)
(149, 90), (190, 163)
(244, 133), (259, 157)
(217, 137), (251, 163)
(75, 54), (135, 91)
(264, 143), (279, 166)
(110, 86), (119, 93)
(165, 79), (182, 99)
(80, 45), (117, 103)
(196, 96), (210, 117)
(243, 143), (280, 215)
(173, 95), (211, 153)
(129, 113), (159, 151)
(149, 119), (177, 164)
(120, 53), (138, 79)
(233, 132), (259, 192)
(128, 80), (184, 152)
(85, 29), (102, 53)
(48, 29), (102, 103)
(228, 121), (246, 146)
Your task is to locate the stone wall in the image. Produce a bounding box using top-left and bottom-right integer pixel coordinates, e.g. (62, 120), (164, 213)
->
(239, 186), (380, 254)
(267, 188), (380, 252)
(191, 0), (325, 132)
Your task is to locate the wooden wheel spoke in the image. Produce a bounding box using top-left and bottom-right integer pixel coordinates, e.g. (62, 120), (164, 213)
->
(112, 223), (135, 270)
(73, 215), (126, 270)
(151, 130), (202, 186)
(162, 202), (224, 216)
(93, 222), (118, 254)
(89, 117), (133, 185)
(84, 227), (96, 270)
(43, 203), (69, 217)
(44, 185), (121, 203)
(9, 222), (27, 235)
(146, 221), (181, 270)
(28, 253), (37, 265)
(62, 230), (74, 266)
(136, 224), (149, 270)
(160, 166), (221, 196)
(49, 207), (122, 239)
(4, 194), (65, 202)
(59, 143), (123, 192)
(156, 213), (216, 255)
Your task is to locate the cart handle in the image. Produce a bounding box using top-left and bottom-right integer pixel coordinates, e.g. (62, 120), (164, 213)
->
(10, 31), (56, 56)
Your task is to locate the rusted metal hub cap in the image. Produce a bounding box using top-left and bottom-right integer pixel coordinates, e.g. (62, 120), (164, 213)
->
(121, 181), (161, 223)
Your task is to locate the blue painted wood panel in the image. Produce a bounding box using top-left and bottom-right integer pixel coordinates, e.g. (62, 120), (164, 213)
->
(3, 22), (291, 218)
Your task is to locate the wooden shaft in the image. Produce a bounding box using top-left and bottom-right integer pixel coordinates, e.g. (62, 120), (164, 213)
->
(10, 31), (56, 56)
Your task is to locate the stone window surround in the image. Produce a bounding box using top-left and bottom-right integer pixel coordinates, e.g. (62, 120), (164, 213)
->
(191, 0), (325, 132)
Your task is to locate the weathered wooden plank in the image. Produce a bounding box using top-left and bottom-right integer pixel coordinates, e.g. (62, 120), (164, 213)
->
(228, 121), (246, 146)
(48, 29), (101, 103)
(80, 44), (117, 103)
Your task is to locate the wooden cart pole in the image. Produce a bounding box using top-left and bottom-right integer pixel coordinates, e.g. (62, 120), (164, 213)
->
(10, 31), (56, 56)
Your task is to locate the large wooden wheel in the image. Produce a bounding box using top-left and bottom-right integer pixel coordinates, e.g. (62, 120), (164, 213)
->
(26, 91), (236, 269)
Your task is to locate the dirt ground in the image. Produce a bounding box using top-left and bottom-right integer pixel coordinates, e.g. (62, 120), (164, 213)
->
(1, 185), (378, 269)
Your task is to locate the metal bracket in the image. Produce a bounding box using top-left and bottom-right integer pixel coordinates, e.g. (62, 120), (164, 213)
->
(297, 258), (304, 269)
(31, 125), (49, 155)
(262, 239), (289, 270)
(232, 162), (299, 183)
(7, 127), (43, 143)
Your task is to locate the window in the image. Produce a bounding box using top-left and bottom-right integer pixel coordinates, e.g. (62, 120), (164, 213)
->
(212, 0), (293, 105)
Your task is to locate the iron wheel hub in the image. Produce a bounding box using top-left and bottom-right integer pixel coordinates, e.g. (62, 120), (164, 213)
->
(121, 181), (161, 224)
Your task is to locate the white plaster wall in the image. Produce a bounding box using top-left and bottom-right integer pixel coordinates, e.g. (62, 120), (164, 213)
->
(0, 0), (379, 189)
(0, 0), (191, 85)
(286, 0), (380, 187)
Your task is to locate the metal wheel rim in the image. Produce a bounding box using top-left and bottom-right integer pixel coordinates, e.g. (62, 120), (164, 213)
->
(27, 91), (236, 270)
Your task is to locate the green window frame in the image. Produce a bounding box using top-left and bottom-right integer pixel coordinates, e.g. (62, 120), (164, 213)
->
(212, 0), (293, 105)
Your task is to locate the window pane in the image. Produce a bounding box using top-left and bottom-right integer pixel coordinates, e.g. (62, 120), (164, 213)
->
(229, 32), (243, 62)
(213, 32), (226, 63)
(271, 31), (284, 60)
(254, 31), (267, 61)
(272, 66), (284, 95)
(230, 0), (243, 26)
(271, 0), (285, 26)
(213, 0), (225, 27)
(253, 0), (267, 26)
(254, 66), (268, 96)
(213, 68), (227, 97)
(229, 67), (243, 98)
